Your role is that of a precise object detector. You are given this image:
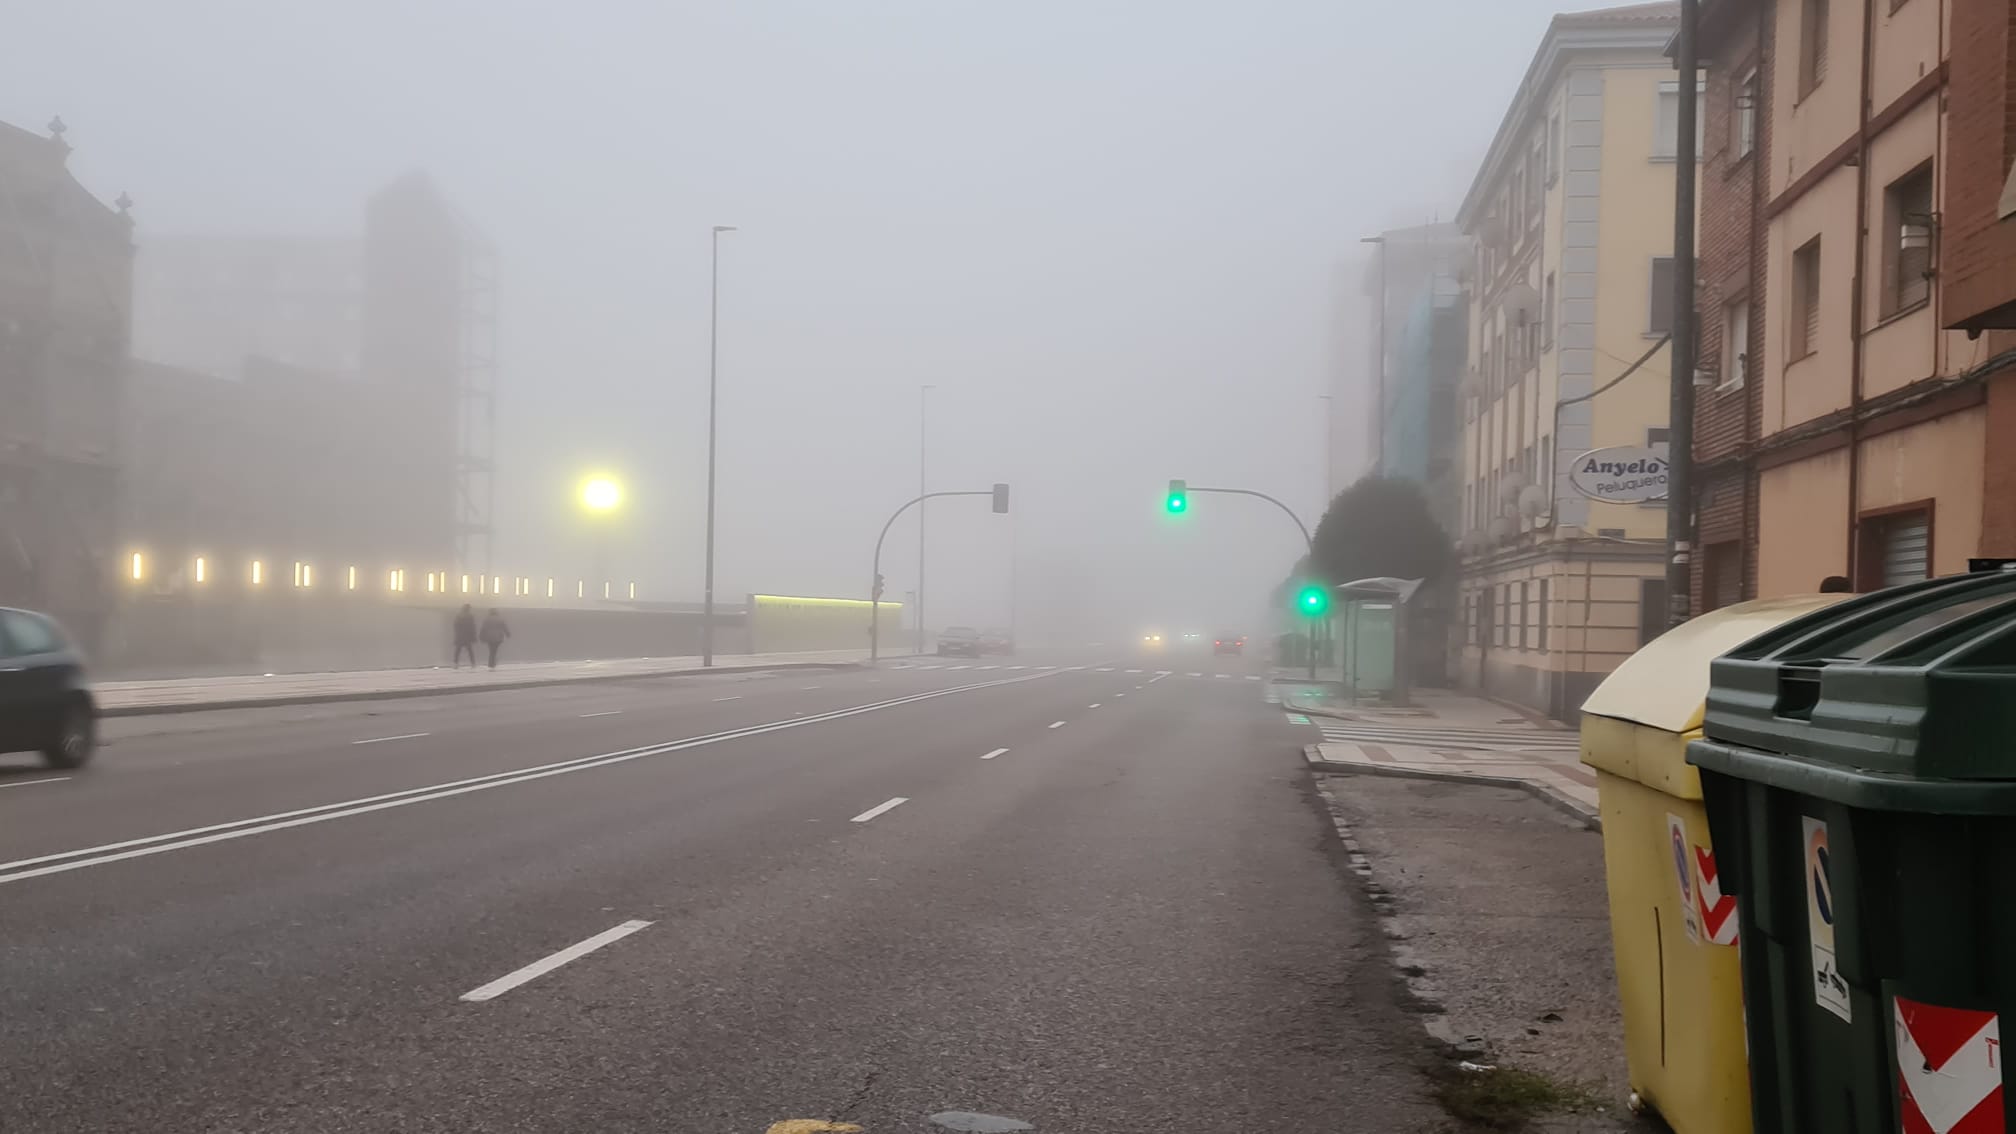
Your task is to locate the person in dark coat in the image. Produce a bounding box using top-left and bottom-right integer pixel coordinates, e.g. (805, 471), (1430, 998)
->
(452, 604), (478, 668)
(480, 608), (511, 669)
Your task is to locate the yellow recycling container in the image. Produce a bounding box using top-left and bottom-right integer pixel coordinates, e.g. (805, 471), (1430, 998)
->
(1579, 594), (1848, 1133)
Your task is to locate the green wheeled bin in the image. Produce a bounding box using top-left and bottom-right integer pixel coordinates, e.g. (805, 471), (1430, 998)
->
(1688, 569), (2016, 1134)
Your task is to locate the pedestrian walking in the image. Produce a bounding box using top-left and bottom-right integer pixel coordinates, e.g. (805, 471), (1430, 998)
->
(452, 604), (478, 668)
(480, 608), (511, 669)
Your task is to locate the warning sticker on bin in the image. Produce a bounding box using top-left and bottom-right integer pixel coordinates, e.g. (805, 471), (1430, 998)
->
(1895, 995), (2003, 1133)
(1694, 842), (1738, 946)
(1667, 813), (1701, 945)
(1804, 816), (1850, 1023)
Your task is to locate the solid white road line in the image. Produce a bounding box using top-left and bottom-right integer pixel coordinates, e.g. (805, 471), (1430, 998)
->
(0, 777), (70, 791)
(1048, 720), (1066, 729)
(460, 919), (653, 1003)
(1095, 667), (1114, 672)
(850, 797), (909, 823)
(0, 671), (1058, 888)
(1088, 703), (1101, 709)
(980, 747), (1009, 760)
(711, 696), (742, 702)
(578, 710), (624, 718)
(350, 732), (431, 746)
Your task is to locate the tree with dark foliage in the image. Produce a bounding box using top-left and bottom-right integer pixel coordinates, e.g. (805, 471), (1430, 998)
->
(1309, 476), (1453, 586)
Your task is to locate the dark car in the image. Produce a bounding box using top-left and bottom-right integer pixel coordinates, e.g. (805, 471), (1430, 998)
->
(0, 607), (97, 769)
(937, 626), (982, 657)
(978, 628), (1015, 655)
(1212, 633), (1247, 656)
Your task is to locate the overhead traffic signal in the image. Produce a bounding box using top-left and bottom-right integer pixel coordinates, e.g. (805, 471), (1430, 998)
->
(992, 483), (1011, 514)
(873, 573), (886, 599)
(1165, 479), (1188, 514)
(1295, 584), (1331, 617)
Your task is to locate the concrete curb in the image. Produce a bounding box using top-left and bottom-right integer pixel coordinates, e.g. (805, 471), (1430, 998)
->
(1303, 745), (1601, 831)
(1286, 695), (1574, 732)
(99, 660), (872, 719)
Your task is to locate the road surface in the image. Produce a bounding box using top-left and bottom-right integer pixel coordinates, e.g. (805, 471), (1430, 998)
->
(0, 648), (1448, 1132)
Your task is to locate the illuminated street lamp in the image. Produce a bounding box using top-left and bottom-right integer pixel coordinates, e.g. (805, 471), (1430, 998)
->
(580, 475), (623, 513)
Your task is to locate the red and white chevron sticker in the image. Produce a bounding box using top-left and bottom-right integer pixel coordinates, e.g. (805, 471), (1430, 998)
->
(1896, 995), (2003, 1134)
(1693, 843), (1738, 946)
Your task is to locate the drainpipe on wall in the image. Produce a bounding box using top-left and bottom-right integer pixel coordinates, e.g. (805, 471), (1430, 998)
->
(1666, 0), (1702, 627)
(1845, 0), (1878, 583)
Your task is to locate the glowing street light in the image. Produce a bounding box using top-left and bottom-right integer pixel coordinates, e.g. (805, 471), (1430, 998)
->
(580, 475), (623, 513)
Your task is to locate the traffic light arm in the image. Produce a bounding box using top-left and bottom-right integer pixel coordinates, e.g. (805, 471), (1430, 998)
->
(1184, 486), (1314, 555)
(870, 488), (1008, 663)
(1179, 484), (1320, 681)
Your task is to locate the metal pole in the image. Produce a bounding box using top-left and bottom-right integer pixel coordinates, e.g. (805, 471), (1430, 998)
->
(1361, 235), (1389, 476)
(1318, 393), (1335, 502)
(702, 224), (735, 666)
(1665, 0), (1699, 629)
(873, 488), (997, 662)
(916, 384), (933, 655)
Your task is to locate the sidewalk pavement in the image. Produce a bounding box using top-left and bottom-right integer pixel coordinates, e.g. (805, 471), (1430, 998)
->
(1279, 683), (1599, 829)
(94, 649), (907, 717)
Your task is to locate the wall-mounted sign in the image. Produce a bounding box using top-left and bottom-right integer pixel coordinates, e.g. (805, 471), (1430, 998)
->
(1568, 446), (1669, 504)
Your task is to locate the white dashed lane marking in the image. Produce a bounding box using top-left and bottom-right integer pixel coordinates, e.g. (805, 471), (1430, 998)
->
(460, 919), (653, 1003)
(850, 797), (910, 823)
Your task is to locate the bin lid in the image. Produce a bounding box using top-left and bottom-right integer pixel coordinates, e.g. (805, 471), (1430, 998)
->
(1698, 570), (2016, 780)
(1581, 593), (1850, 734)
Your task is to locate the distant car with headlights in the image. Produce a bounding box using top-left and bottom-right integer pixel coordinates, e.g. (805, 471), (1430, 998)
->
(0, 607), (97, 769)
(937, 626), (982, 657)
(1213, 633), (1247, 656)
(1139, 631), (1167, 651)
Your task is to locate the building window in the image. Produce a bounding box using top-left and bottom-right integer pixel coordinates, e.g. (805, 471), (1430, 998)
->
(1735, 69), (1758, 158)
(1547, 112), (1562, 184)
(1790, 238), (1822, 360)
(1703, 541), (1743, 612)
(1654, 80), (1706, 159)
(1649, 258), (1676, 334)
(1722, 298), (1749, 388)
(1529, 140), (1545, 222)
(1882, 164), (1935, 317)
(1857, 505), (1933, 591)
(1799, 0), (1829, 99)
(1518, 581), (1531, 649)
(1639, 578), (1669, 646)
(1536, 579), (1550, 651)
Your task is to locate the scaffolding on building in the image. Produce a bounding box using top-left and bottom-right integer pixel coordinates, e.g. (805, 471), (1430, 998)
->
(453, 216), (497, 576)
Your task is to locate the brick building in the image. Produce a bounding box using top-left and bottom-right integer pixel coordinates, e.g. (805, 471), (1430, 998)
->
(1944, 0), (2016, 556)
(1688, 0), (1773, 611)
(1686, 0), (2016, 605)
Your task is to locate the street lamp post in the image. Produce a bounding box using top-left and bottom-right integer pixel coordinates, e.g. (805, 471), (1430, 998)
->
(916, 384), (935, 655)
(1318, 393), (1335, 503)
(702, 224), (737, 667)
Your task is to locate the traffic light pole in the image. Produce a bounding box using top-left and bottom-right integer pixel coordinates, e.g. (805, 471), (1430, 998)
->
(1184, 486), (1319, 681)
(870, 487), (1008, 663)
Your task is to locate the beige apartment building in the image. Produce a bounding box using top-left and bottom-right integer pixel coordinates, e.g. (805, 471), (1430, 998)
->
(1454, 2), (1685, 720)
(1749, 0), (1983, 593)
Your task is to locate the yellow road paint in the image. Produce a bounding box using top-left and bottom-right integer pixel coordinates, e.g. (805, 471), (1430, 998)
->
(766, 1123), (864, 1134)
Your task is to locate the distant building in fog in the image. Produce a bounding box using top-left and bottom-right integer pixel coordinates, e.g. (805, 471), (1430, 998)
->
(120, 171), (492, 582)
(1366, 222), (1469, 535)
(0, 117), (133, 650)
(132, 234), (362, 379)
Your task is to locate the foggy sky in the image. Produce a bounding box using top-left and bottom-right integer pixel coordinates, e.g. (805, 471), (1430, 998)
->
(8, 0), (1605, 635)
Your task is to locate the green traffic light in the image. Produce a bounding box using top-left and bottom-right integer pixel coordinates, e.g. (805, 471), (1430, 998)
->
(1166, 495), (1187, 513)
(1165, 478), (1188, 514)
(1297, 585), (1330, 617)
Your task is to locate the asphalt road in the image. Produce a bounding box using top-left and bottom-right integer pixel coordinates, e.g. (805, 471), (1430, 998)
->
(0, 647), (1450, 1133)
